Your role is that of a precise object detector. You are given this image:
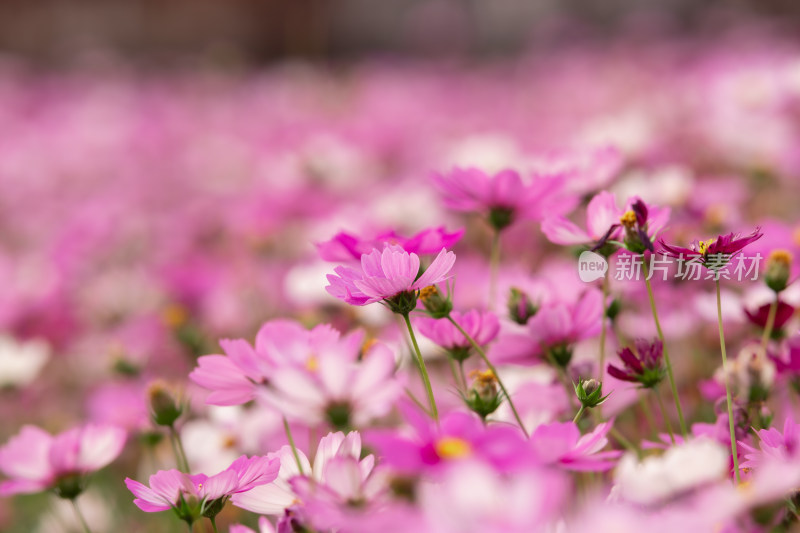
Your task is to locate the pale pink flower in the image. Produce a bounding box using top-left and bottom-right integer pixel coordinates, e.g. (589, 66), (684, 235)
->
(231, 432), (372, 517)
(190, 319), (351, 406)
(419, 459), (568, 533)
(259, 331), (403, 428)
(529, 421), (621, 472)
(229, 517), (276, 533)
(0, 424), (126, 496)
(125, 455), (279, 514)
(325, 244), (455, 307)
(542, 192), (669, 250)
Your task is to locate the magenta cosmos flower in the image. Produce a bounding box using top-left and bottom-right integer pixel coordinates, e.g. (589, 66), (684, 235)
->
(325, 244), (455, 313)
(659, 227), (764, 268)
(317, 226), (463, 263)
(432, 167), (574, 230)
(367, 405), (529, 475)
(416, 309), (500, 362)
(0, 424), (126, 498)
(739, 417), (800, 470)
(125, 455), (279, 523)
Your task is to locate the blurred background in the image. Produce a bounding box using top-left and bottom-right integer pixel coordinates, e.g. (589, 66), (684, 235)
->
(1, 0), (799, 64)
(3, 1), (800, 532)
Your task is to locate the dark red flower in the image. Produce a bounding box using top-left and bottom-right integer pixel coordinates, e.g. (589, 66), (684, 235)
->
(607, 339), (665, 388)
(744, 300), (795, 332)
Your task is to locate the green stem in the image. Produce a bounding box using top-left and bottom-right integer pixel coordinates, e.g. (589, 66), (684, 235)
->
(169, 425), (190, 473)
(654, 387), (676, 444)
(458, 361), (468, 392)
(643, 262), (688, 437)
(573, 405), (586, 424)
(447, 357), (466, 392)
(447, 315), (528, 438)
(69, 498), (92, 533)
(489, 230), (501, 311)
(716, 279), (741, 484)
(404, 387), (432, 417)
(609, 426), (641, 457)
(761, 295), (779, 351)
(282, 416), (306, 475)
(209, 516), (219, 533)
(638, 392), (658, 438)
(403, 313), (439, 422)
(589, 402), (640, 457)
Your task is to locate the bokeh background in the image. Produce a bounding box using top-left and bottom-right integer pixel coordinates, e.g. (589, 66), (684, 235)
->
(3, 1), (800, 532)
(1, 0), (799, 63)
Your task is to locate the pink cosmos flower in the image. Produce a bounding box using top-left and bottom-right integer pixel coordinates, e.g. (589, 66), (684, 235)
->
(416, 309), (500, 359)
(542, 192), (669, 252)
(317, 226), (463, 263)
(0, 424), (126, 497)
(325, 244), (455, 308)
(125, 455), (279, 518)
(367, 405), (529, 475)
(232, 431), (378, 532)
(493, 289), (603, 365)
(432, 167), (574, 230)
(259, 331), (403, 429)
(529, 421), (621, 472)
(739, 417), (800, 470)
(190, 319), (357, 406)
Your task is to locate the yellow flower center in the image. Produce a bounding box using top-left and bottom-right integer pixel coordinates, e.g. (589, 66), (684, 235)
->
(161, 303), (188, 328)
(435, 437), (472, 459)
(419, 285), (439, 302)
(469, 369), (497, 386)
(619, 210), (637, 228)
(305, 355), (319, 372)
(697, 239), (715, 255)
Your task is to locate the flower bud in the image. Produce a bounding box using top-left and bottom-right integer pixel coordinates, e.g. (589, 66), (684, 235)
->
(419, 285), (453, 319)
(507, 287), (537, 325)
(574, 378), (610, 409)
(462, 369), (503, 419)
(147, 380), (184, 428)
(765, 250), (792, 293)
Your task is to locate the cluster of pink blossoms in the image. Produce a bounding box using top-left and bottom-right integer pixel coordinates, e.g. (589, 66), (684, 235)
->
(4, 34), (800, 533)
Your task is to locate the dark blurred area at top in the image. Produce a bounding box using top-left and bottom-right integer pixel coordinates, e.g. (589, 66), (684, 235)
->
(1, 0), (799, 66)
